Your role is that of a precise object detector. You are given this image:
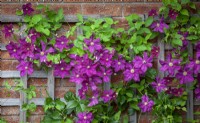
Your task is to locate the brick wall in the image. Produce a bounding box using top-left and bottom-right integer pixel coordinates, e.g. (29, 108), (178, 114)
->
(1, 1), (200, 123)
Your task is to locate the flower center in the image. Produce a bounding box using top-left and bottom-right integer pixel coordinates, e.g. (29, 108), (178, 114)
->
(27, 48), (30, 50)
(87, 66), (90, 69)
(104, 72), (106, 75)
(130, 69), (135, 73)
(92, 96), (95, 99)
(181, 37), (185, 40)
(40, 51), (44, 56)
(169, 62), (173, 67)
(84, 116), (87, 120)
(13, 49), (16, 52)
(9, 30), (12, 33)
(25, 66), (28, 70)
(100, 53), (103, 56)
(143, 60), (146, 64)
(76, 74), (79, 78)
(118, 62), (121, 65)
(183, 71), (187, 76)
(156, 50), (158, 53)
(61, 41), (64, 44)
(61, 67), (64, 70)
(90, 42), (94, 46)
(144, 102), (148, 105)
(196, 60), (200, 64)
(158, 83), (161, 86)
(106, 94), (109, 97)
(106, 58), (109, 61)
(156, 23), (160, 27)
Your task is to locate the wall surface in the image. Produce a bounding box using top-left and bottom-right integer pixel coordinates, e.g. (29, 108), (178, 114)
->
(1, 0), (200, 123)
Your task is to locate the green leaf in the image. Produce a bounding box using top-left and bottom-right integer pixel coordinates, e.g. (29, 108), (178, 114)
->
(67, 100), (78, 109)
(55, 9), (64, 22)
(180, 9), (189, 16)
(126, 92), (133, 98)
(31, 14), (43, 24)
(145, 17), (153, 27)
(123, 114), (129, 123)
(181, 0), (190, 4)
(24, 16), (31, 22)
(4, 81), (12, 90)
(189, 2), (196, 9)
(114, 111), (121, 121)
(182, 107), (187, 111)
(16, 10), (23, 16)
(77, 14), (83, 22)
(172, 38), (182, 46)
(36, 4), (45, 10)
(66, 119), (73, 123)
(130, 103), (140, 110)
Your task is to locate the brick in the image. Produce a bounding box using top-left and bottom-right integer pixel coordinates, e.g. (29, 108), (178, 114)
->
(28, 78), (47, 87)
(111, 72), (124, 83)
(55, 87), (76, 98)
(0, 60), (19, 71)
(112, 17), (129, 29)
(55, 78), (76, 87)
(123, 3), (162, 16)
(0, 78), (18, 86)
(1, 106), (20, 115)
(30, 106), (44, 115)
(27, 115), (42, 123)
(1, 0), (20, 2)
(1, 4), (23, 15)
(63, 0), (143, 2)
(138, 114), (153, 123)
(146, 0), (162, 2)
(48, 4), (81, 15)
(35, 87), (48, 98)
(0, 87), (20, 98)
(1, 51), (14, 60)
(1, 116), (20, 123)
(82, 3), (122, 17)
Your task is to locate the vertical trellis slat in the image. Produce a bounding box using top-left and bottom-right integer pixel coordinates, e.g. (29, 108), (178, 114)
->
(76, 27), (83, 96)
(47, 68), (55, 99)
(187, 43), (194, 121)
(20, 75), (27, 122)
(157, 39), (165, 78)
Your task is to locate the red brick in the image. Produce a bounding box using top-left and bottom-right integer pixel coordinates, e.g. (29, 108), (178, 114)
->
(35, 87), (48, 98)
(123, 3), (162, 16)
(30, 106), (44, 115)
(146, 0), (162, 2)
(1, 51), (14, 60)
(1, 106), (20, 115)
(63, 0), (143, 2)
(0, 87), (20, 98)
(27, 115), (42, 123)
(0, 78), (18, 86)
(48, 4), (81, 15)
(55, 78), (76, 87)
(28, 78), (47, 87)
(55, 87), (76, 98)
(82, 3), (122, 17)
(1, 116), (20, 123)
(138, 114), (153, 123)
(112, 17), (129, 29)
(0, 60), (19, 71)
(111, 72), (124, 83)
(1, 4), (22, 15)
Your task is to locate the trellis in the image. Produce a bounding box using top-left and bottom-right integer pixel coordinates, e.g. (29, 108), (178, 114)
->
(0, 14), (199, 123)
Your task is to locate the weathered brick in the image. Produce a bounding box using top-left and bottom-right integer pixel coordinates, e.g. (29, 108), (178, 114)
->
(1, 116), (20, 123)
(27, 115), (42, 123)
(0, 78), (18, 86)
(138, 114), (153, 123)
(48, 4), (81, 15)
(146, 0), (162, 2)
(0, 87), (20, 98)
(28, 78), (47, 87)
(55, 78), (76, 87)
(55, 87), (76, 98)
(30, 106), (44, 115)
(82, 3), (122, 17)
(1, 0), (20, 2)
(63, 0), (143, 2)
(123, 3), (162, 16)
(112, 17), (129, 29)
(1, 51), (14, 60)
(111, 72), (124, 83)
(1, 106), (20, 115)
(35, 87), (48, 98)
(1, 4), (23, 15)
(0, 60), (19, 71)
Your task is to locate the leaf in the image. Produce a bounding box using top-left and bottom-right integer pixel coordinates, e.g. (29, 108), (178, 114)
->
(145, 17), (153, 27)
(31, 14), (43, 24)
(126, 92), (133, 98)
(180, 9), (189, 16)
(114, 111), (121, 121)
(16, 10), (23, 16)
(36, 4), (45, 10)
(55, 9), (64, 22)
(67, 100), (78, 109)
(77, 14), (83, 22)
(24, 16), (31, 22)
(189, 2), (196, 9)
(66, 119), (73, 123)
(172, 39), (182, 46)
(122, 114), (129, 123)
(182, 107), (187, 111)
(181, 0), (190, 4)
(130, 103), (140, 110)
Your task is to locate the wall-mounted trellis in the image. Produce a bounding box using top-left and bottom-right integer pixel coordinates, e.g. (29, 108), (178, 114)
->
(0, 14), (199, 123)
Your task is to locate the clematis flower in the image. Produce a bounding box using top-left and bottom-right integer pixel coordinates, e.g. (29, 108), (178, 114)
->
(101, 89), (115, 103)
(151, 77), (167, 93)
(88, 91), (99, 107)
(148, 9), (158, 17)
(6, 41), (21, 60)
(54, 60), (71, 79)
(168, 9), (178, 20)
(112, 55), (126, 72)
(133, 52), (153, 74)
(55, 36), (69, 52)
(188, 59), (200, 74)
(123, 63), (140, 82)
(17, 61), (34, 76)
(35, 41), (54, 62)
(78, 85), (88, 99)
(98, 50), (114, 68)
(19, 38), (35, 59)
(27, 29), (40, 43)
(98, 67), (112, 82)
(151, 46), (160, 58)
(150, 18), (169, 33)
(138, 95), (154, 112)
(176, 66), (194, 84)
(84, 35), (102, 53)
(178, 31), (189, 50)
(195, 86), (200, 100)
(166, 87), (184, 97)
(2, 24), (14, 38)
(77, 112), (93, 123)
(196, 42), (200, 51)
(70, 69), (85, 84)
(159, 54), (181, 76)
(22, 3), (34, 15)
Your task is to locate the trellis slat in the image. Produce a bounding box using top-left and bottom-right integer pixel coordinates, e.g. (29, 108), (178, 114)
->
(47, 68), (55, 99)
(157, 39), (165, 78)
(20, 75), (27, 123)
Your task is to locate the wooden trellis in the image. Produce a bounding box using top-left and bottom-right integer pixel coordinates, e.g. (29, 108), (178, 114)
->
(0, 14), (199, 123)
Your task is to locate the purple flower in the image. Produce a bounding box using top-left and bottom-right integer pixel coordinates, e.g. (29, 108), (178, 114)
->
(22, 3), (34, 15)
(166, 87), (184, 97)
(80, 56), (97, 77)
(19, 38), (35, 59)
(28, 29), (40, 43)
(70, 69), (85, 84)
(112, 55), (126, 72)
(88, 91), (99, 107)
(77, 112), (93, 123)
(78, 85), (88, 99)
(151, 77), (167, 93)
(101, 89), (115, 103)
(176, 66), (194, 84)
(179, 32), (189, 50)
(133, 52), (153, 73)
(2, 24), (14, 38)
(151, 46), (160, 58)
(17, 61), (34, 76)
(168, 9), (178, 20)
(188, 59), (200, 74)
(54, 60), (71, 79)
(150, 18), (169, 33)
(196, 42), (200, 52)
(6, 41), (21, 60)
(195, 86), (200, 100)
(138, 95), (154, 113)
(148, 9), (158, 17)
(197, 51), (200, 59)
(98, 49), (114, 68)
(159, 54), (181, 76)
(55, 36), (69, 52)
(123, 63), (140, 82)
(35, 41), (54, 62)
(84, 36), (102, 53)
(98, 67), (112, 82)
